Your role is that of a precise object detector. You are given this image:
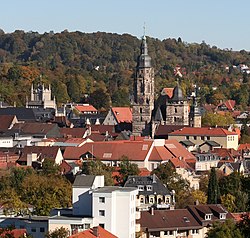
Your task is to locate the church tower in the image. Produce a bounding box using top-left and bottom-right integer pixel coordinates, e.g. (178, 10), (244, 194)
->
(132, 34), (154, 136)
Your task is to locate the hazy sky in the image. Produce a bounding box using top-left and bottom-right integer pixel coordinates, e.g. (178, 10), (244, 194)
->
(2, 0), (250, 51)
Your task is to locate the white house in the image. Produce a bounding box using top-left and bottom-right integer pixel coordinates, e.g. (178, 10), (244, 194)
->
(92, 186), (138, 238)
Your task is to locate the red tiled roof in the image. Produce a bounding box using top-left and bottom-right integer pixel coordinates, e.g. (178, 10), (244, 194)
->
(164, 139), (196, 160)
(139, 168), (151, 176)
(111, 107), (132, 123)
(18, 146), (60, 162)
(169, 127), (237, 136)
(0, 115), (16, 131)
(69, 226), (117, 238)
(148, 146), (173, 161)
(213, 148), (240, 160)
(162, 88), (174, 98)
(0, 229), (27, 238)
(64, 138), (86, 144)
(63, 140), (153, 161)
(74, 105), (97, 113)
(231, 212), (250, 222)
(218, 100), (236, 111)
(238, 143), (250, 151)
(59, 128), (86, 138)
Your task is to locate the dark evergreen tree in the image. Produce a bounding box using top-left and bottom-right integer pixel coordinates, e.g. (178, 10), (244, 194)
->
(207, 167), (220, 204)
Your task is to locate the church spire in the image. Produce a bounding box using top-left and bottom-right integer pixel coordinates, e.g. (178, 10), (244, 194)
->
(137, 26), (151, 68)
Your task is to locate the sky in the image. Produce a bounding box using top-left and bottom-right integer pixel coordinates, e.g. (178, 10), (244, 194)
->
(1, 0), (250, 51)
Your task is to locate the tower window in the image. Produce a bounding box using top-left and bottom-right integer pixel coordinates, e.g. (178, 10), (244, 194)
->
(140, 108), (142, 114)
(175, 108), (177, 113)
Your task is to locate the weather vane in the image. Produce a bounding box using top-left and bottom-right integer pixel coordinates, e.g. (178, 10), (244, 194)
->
(143, 22), (146, 36)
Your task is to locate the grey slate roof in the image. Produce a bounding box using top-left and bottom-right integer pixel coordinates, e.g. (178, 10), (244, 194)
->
(73, 174), (96, 187)
(124, 174), (171, 196)
(180, 140), (195, 146)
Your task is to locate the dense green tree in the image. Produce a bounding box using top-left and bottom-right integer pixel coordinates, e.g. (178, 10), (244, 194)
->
(45, 227), (69, 238)
(202, 112), (235, 127)
(152, 162), (190, 208)
(238, 213), (250, 238)
(89, 88), (110, 110)
(41, 158), (61, 176)
(119, 156), (140, 184)
(207, 167), (220, 204)
(81, 160), (114, 186)
(207, 219), (243, 238)
(21, 174), (72, 215)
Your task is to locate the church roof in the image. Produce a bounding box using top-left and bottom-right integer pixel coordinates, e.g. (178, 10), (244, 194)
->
(170, 85), (186, 101)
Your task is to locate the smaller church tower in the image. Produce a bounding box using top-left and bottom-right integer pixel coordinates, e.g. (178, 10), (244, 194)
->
(165, 84), (189, 125)
(189, 88), (202, 128)
(132, 34), (154, 136)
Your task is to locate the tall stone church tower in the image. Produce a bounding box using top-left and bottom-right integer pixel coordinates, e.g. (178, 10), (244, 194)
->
(132, 35), (154, 136)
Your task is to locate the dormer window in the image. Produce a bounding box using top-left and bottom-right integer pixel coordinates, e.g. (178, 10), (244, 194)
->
(146, 185), (152, 191)
(220, 213), (226, 219)
(205, 214), (212, 220)
(138, 185), (144, 191)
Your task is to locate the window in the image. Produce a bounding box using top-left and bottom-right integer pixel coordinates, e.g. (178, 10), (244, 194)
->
(99, 224), (105, 228)
(99, 210), (105, 216)
(149, 197), (154, 203)
(205, 214), (212, 220)
(40, 227), (45, 233)
(194, 136), (197, 140)
(164, 231), (174, 236)
(138, 185), (144, 191)
(201, 136), (205, 140)
(85, 224), (90, 229)
(99, 197), (105, 203)
(146, 185), (152, 191)
(140, 197), (144, 204)
(186, 136), (189, 140)
(175, 108), (177, 113)
(31, 228), (36, 233)
(220, 213), (226, 219)
(207, 136), (210, 140)
(192, 229), (199, 234)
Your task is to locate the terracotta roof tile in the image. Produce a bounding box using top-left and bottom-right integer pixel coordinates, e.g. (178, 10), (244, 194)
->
(63, 140), (153, 161)
(111, 107), (132, 123)
(169, 127), (237, 136)
(69, 226), (117, 238)
(161, 88), (174, 98)
(74, 105), (97, 113)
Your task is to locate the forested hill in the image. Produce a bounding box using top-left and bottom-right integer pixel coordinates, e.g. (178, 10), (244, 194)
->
(1, 30), (250, 109)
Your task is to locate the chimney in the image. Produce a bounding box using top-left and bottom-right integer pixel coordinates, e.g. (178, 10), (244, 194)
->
(93, 226), (99, 237)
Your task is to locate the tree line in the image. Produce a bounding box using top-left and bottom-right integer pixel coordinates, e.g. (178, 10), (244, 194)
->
(1, 30), (250, 109)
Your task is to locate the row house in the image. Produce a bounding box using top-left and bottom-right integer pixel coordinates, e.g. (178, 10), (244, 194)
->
(138, 204), (234, 238)
(63, 138), (195, 172)
(168, 127), (239, 151)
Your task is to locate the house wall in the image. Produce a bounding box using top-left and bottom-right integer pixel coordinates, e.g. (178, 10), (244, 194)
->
(103, 110), (117, 125)
(92, 189), (138, 238)
(0, 137), (13, 148)
(55, 149), (64, 165)
(176, 168), (200, 190)
(195, 160), (220, 171)
(72, 187), (92, 216)
(168, 134), (238, 150)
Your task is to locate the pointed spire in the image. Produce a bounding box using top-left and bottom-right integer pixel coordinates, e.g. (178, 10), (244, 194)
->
(137, 24), (151, 68)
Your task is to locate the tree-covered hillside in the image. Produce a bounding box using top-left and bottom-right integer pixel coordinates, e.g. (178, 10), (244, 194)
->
(1, 30), (250, 109)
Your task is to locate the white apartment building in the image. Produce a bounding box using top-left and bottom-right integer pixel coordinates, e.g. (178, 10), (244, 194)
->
(92, 187), (138, 238)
